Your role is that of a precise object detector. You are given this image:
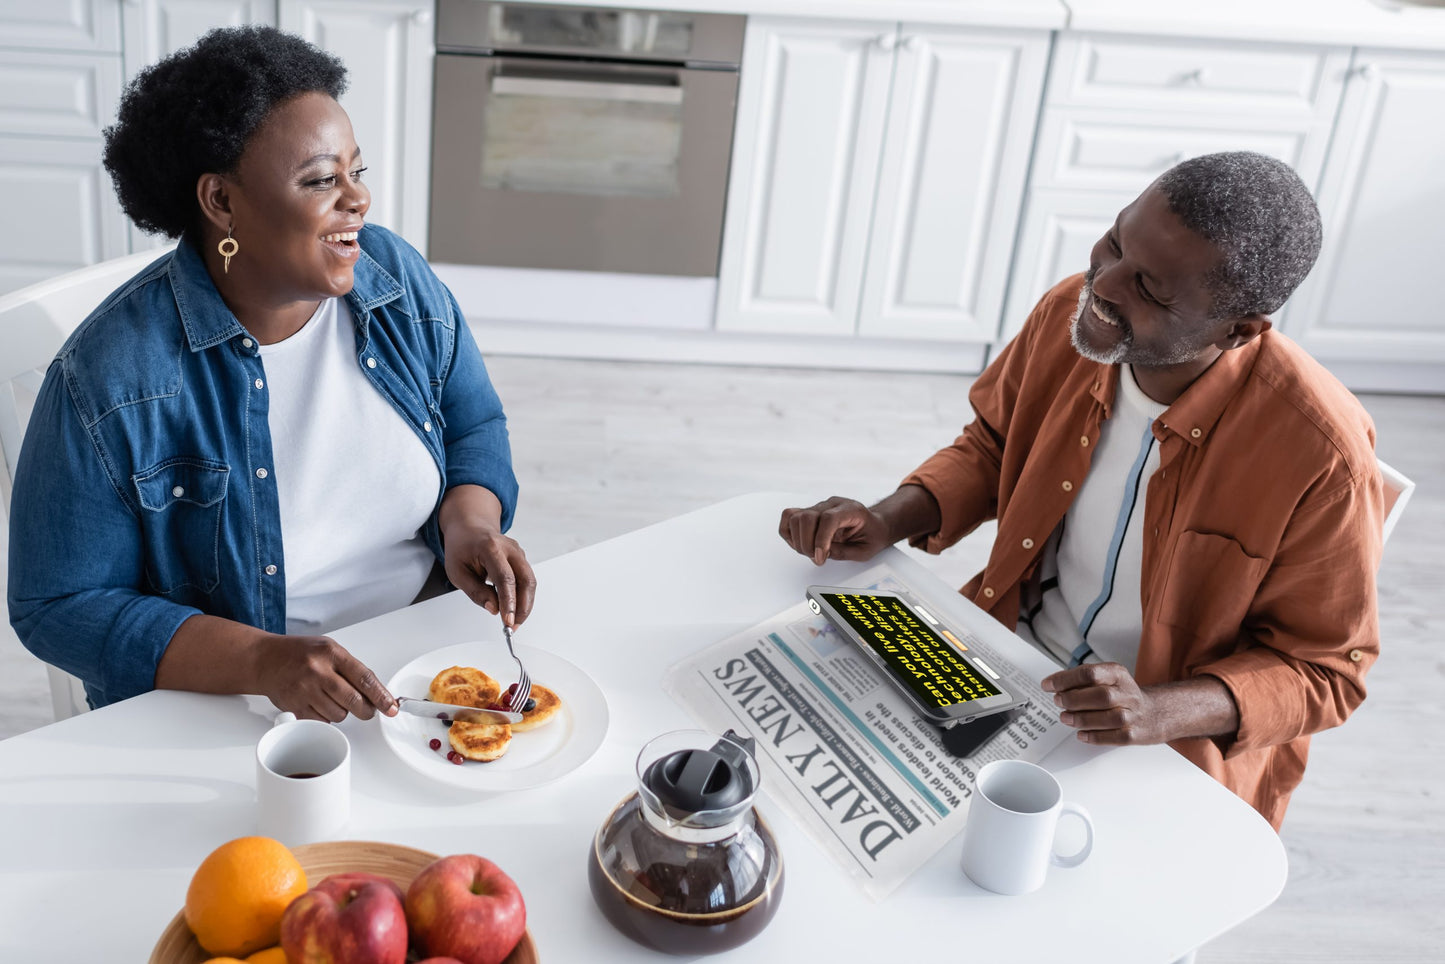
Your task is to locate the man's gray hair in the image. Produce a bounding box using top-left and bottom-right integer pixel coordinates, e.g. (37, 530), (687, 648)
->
(1155, 151), (1322, 319)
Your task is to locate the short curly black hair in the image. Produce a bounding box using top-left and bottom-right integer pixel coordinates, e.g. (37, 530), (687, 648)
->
(102, 25), (348, 239)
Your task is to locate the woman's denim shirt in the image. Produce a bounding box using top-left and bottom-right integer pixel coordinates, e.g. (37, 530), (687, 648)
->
(7, 225), (518, 708)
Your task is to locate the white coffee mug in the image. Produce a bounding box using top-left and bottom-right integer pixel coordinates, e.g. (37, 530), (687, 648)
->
(255, 712), (351, 846)
(960, 759), (1093, 895)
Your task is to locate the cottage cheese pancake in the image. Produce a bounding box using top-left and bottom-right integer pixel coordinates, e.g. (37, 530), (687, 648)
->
(428, 665), (501, 708)
(447, 720), (514, 762)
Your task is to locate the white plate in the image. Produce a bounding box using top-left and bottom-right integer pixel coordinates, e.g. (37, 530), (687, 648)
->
(380, 641), (608, 791)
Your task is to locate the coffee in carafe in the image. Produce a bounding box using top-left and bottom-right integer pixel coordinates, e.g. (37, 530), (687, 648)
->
(588, 729), (784, 954)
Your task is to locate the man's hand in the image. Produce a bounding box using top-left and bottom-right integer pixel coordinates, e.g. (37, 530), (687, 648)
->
(778, 497), (895, 566)
(1041, 663), (1240, 746)
(252, 634), (397, 723)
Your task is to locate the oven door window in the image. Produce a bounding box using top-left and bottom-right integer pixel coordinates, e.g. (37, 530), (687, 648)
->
(481, 64), (683, 199)
(489, 4), (695, 58)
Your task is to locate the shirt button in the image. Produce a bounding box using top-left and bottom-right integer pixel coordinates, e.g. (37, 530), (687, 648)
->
(171, 485), (184, 498)
(423, 421), (432, 432)
(1062, 481), (1073, 492)
(254, 378), (264, 390)
(1191, 427), (1202, 439)
(265, 564), (277, 576)
(241, 338), (254, 349)
(366, 357), (377, 369)
(256, 467), (268, 479)
(1080, 435), (1090, 447)
(982, 587), (995, 599)
(1348, 648), (1364, 663)
(1022, 538), (1035, 549)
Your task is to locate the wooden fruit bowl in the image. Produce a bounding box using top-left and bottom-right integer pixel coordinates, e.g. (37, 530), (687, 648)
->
(149, 840), (538, 964)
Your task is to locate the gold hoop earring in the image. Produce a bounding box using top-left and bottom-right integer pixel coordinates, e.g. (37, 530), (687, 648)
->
(218, 227), (239, 274)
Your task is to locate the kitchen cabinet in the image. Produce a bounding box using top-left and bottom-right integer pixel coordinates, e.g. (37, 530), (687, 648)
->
(122, 0), (276, 83)
(1000, 32), (1349, 343)
(715, 16), (1048, 352)
(1282, 48), (1445, 393)
(0, 0), (121, 52)
(121, 0), (278, 254)
(0, 8), (126, 295)
(0, 136), (130, 295)
(0, 0), (432, 296)
(120, 0), (435, 252)
(281, 0), (435, 252)
(0, 2), (1441, 393)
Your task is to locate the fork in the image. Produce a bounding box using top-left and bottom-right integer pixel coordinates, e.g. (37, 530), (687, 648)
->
(501, 624), (532, 713)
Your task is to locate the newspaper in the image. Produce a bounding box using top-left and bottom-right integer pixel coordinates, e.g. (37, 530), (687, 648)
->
(663, 562), (1070, 901)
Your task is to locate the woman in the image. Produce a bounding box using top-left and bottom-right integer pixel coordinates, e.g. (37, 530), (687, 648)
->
(6, 26), (535, 721)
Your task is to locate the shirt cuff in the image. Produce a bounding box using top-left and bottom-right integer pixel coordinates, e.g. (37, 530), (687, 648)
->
(102, 597), (204, 705)
(1196, 648), (1327, 760)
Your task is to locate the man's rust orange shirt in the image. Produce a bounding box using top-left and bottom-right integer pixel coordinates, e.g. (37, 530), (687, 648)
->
(904, 275), (1384, 829)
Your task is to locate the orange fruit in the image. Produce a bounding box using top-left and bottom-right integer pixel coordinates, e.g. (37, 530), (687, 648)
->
(245, 949), (290, 964)
(185, 837), (307, 957)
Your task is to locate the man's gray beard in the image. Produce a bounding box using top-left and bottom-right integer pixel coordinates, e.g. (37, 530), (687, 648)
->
(1068, 277), (1216, 367)
(1069, 278), (1130, 365)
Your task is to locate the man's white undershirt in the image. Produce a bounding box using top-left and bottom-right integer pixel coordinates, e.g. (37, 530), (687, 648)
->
(1017, 365), (1168, 671)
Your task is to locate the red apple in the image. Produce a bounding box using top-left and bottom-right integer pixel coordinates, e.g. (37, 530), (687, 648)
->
(405, 854), (526, 964)
(280, 872), (409, 964)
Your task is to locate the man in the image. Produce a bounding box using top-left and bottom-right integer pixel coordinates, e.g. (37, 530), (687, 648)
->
(779, 152), (1383, 830)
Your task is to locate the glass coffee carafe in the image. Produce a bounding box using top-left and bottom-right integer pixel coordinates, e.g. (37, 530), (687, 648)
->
(588, 729), (784, 954)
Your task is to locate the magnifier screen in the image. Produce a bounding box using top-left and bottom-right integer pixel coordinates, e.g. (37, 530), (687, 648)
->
(818, 591), (1002, 709)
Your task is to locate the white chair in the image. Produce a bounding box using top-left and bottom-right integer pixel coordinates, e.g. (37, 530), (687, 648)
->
(1378, 458), (1415, 548)
(0, 245), (177, 720)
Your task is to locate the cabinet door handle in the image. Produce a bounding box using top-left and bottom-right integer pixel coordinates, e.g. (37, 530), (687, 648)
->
(874, 33), (899, 51)
(1356, 62), (1381, 81)
(1179, 67), (1209, 86)
(412, 9), (433, 26)
(901, 35), (920, 52)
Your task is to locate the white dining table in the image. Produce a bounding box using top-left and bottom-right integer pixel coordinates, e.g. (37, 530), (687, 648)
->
(0, 492), (1285, 962)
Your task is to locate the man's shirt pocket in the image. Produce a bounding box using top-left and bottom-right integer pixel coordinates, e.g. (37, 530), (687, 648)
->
(1158, 529), (1269, 643)
(132, 458), (230, 595)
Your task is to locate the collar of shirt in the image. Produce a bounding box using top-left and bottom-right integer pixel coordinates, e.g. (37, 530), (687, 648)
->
(166, 229), (405, 353)
(1086, 338), (1265, 447)
(1158, 338), (1264, 448)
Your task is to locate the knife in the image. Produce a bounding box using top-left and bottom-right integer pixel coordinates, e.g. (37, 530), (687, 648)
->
(394, 696), (522, 725)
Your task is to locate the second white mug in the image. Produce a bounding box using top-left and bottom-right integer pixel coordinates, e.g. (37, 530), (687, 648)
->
(960, 759), (1093, 895)
(255, 711), (351, 846)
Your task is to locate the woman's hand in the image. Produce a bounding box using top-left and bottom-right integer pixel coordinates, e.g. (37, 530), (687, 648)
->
(443, 520), (536, 626)
(157, 614), (396, 722)
(439, 484), (536, 627)
(252, 634), (397, 722)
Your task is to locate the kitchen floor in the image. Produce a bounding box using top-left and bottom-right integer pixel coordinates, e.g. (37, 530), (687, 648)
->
(1, 356), (1440, 959)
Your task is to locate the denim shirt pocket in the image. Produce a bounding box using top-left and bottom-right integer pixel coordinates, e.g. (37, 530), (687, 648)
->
(132, 458), (230, 595)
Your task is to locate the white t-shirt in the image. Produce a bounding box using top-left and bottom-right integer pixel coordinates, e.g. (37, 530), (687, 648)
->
(258, 298), (441, 636)
(1018, 365), (1168, 671)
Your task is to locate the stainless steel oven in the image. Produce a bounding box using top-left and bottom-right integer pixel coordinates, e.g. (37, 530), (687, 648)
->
(430, 0), (746, 277)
